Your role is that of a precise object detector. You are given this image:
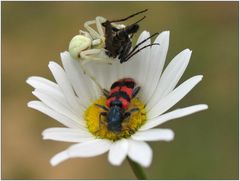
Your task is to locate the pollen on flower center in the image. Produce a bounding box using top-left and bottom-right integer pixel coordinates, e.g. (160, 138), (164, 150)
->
(84, 97), (147, 141)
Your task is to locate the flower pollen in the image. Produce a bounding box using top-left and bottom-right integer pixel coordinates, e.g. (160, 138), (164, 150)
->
(85, 97), (147, 141)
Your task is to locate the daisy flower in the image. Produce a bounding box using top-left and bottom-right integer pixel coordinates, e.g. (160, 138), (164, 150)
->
(27, 31), (208, 168)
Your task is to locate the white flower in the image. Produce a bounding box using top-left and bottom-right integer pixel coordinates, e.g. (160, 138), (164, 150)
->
(27, 31), (208, 167)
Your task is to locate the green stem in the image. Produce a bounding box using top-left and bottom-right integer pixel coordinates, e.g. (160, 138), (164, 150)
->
(127, 157), (147, 179)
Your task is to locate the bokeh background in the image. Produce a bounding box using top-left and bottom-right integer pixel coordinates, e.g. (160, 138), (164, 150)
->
(2, 1), (238, 179)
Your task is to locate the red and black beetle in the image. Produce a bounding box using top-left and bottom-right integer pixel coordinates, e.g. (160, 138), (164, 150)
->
(96, 78), (140, 132)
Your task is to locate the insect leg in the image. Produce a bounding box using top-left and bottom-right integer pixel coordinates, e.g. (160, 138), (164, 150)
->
(123, 43), (160, 62)
(103, 89), (109, 97)
(123, 107), (140, 120)
(126, 32), (159, 57)
(132, 86), (141, 98)
(119, 41), (132, 63)
(99, 112), (107, 129)
(103, 20), (114, 52)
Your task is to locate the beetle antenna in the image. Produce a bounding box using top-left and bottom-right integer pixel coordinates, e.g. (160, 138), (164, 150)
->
(95, 104), (109, 111)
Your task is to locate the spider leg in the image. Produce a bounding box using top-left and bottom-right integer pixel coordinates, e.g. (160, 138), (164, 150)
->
(78, 60), (103, 92)
(79, 30), (92, 39)
(84, 19), (101, 39)
(95, 16), (107, 37)
(80, 49), (112, 64)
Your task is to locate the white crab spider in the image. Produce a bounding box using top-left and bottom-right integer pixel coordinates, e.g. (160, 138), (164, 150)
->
(69, 16), (126, 65)
(68, 16), (127, 90)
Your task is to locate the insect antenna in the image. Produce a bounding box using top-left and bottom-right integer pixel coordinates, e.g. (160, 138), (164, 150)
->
(110, 9), (148, 23)
(132, 15), (146, 25)
(95, 104), (109, 111)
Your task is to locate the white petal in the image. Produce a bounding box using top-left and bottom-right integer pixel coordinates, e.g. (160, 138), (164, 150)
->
(27, 76), (68, 107)
(48, 61), (82, 112)
(50, 150), (69, 167)
(109, 61), (123, 87)
(127, 139), (152, 167)
(141, 31), (170, 104)
(85, 61), (115, 90)
(32, 90), (85, 126)
(140, 104), (208, 131)
(26, 76), (62, 96)
(27, 77), (72, 108)
(147, 49), (192, 109)
(121, 31), (150, 83)
(50, 139), (112, 166)
(61, 52), (94, 107)
(148, 75), (203, 118)
(134, 31), (151, 86)
(132, 128), (174, 141)
(108, 139), (128, 166)
(42, 127), (93, 142)
(27, 101), (82, 128)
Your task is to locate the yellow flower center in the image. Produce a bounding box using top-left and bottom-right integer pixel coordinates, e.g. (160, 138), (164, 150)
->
(84, 96), (147, 141)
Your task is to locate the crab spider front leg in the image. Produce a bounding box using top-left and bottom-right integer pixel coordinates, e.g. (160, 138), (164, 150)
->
(80, 49), (113, 65)
(84, 16), (106, 39)
(84, 20), (100, 39)
(78, 49), (113, 92)
(78, 58), (103, 92)
(95, 16), (107, 37)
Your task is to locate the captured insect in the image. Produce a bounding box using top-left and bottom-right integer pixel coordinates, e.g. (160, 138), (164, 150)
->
(102, 10), (159, 63)
(69, 9), (159, 65)
(68, 10), (159, 90)
(95, 78), (141, 132)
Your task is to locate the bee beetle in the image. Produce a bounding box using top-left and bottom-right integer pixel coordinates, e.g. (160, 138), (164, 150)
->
(95, 78), (141, 132)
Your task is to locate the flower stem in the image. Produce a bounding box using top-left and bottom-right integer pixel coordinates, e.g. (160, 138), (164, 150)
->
(127, 157), (147, 179)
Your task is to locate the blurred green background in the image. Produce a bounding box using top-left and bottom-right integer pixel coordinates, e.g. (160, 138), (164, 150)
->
(2, 1), (238, 179)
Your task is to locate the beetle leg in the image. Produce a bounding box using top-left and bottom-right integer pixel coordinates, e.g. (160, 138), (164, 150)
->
(103, 89), (109, 97)
(123, 107), (140, 121)
(132, 86), (141, 98)
(129, 107), (140, 113)
(121, 122), (135, 134)
(98, 112), (107, 130)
